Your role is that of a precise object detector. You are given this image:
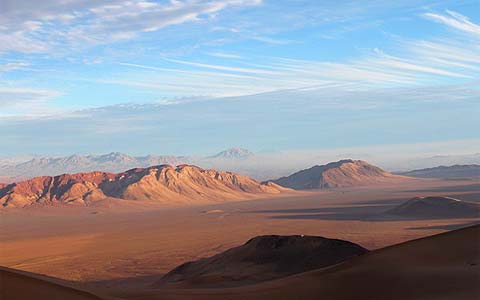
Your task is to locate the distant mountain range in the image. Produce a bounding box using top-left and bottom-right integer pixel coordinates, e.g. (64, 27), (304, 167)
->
(270, 159), (404, 190)
(1, 148), (479, 184)
(396, 164), (480, 179)
(0, 164), (287, 208)
(210, 147), (254, 160)
(3, 158), (479, 209)
(387, 153), (480, 172)
(0, 148), (251, 183)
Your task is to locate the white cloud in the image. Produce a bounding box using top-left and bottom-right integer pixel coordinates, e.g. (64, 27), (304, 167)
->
(0, 0), (263, 53)
(164, 58), (281, 75)
(423, 10), (480, 36)
(249, 36), (295, 45)
(2, 3), (479, 117)
(100, 31), (480, 99)
(207, 52), (243, 59)
(0, 61), (29, 72)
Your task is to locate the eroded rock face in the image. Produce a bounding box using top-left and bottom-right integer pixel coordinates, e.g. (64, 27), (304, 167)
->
(387, 196), (480, 218)
(0, 165), (289, 208)
(271, 159), (399, 190)
(155, 235), (368, 288)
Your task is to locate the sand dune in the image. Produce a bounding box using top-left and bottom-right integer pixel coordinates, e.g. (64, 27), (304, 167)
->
(271, 159), (405, 190)
(155, 235), (367, 288)
(2, 225), (478, 300)
(0, 267), (108, 300)
(0, 165), (289, 208)
(387, 196), (480, 218)
(120, 224), (480, 300)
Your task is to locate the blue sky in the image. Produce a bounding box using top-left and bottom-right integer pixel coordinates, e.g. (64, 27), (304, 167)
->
(0, 0), (479, 156)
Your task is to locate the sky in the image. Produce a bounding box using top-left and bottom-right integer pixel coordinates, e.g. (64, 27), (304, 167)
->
(0, 0), (479, 156)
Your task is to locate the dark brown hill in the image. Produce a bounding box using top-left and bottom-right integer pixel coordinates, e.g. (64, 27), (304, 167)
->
(155, 235), (368, 288)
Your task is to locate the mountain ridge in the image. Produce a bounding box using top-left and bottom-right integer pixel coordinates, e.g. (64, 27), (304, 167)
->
(270, 159), (402, 190)
(0, 164), (288, 208)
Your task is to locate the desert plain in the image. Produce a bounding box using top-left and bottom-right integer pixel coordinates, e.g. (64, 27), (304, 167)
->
(1, 176), (479, 299)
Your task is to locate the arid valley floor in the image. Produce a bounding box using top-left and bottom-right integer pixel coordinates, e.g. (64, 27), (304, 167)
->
(1, 177), (479, 299)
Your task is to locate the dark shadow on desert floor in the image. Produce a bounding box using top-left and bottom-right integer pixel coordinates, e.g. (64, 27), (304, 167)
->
(401, 183), (480, 193)
(247, 202), (479, 221)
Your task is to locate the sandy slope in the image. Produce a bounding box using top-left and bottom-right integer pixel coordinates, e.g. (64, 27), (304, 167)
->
(0, 267), (111, 300)
(116, 224), (480, 300)
(2, 225), (479, 300)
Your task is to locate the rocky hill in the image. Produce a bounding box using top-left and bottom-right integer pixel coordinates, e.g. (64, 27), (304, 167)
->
(271, 159), (402, 190)
(155, 235), (368, 288)
(0, 165), (288, 208)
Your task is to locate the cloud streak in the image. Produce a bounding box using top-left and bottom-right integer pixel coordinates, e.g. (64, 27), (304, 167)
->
(423, 10), (480, 35)
(0, 61), (29, 72)
(0, 0), (262, 53)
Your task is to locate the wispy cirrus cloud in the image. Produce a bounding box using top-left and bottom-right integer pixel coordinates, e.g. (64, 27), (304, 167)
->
(110, 28), (479, 98)
(423, 10), (480, 35)
(207, 52), (243, 59)
(1, 3), (479, 118)
(0, 0), (263, 53)
(163, 58), (280, 75)
(0, 61), (29, 72)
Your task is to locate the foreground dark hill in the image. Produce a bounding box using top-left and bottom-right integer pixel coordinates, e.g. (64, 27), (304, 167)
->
(398, 164), (480, 179)
(155, 235), (368, 288)
(387, 196), (480, 218)
(271, 159), (403, 190)
(0, 165), (288, 208)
